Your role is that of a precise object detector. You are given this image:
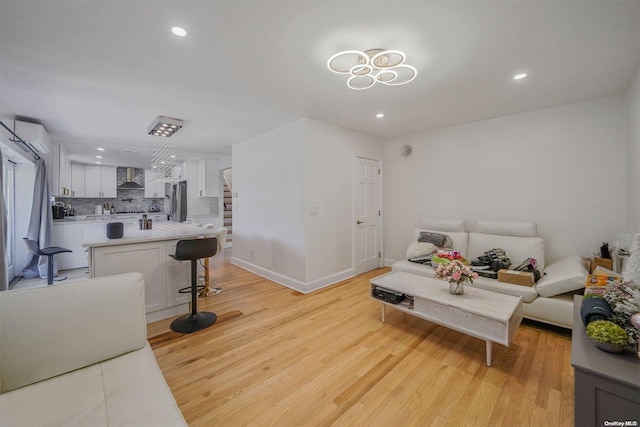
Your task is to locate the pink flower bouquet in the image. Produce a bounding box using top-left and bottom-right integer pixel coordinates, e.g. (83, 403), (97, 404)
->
(435, 259), (478, 285)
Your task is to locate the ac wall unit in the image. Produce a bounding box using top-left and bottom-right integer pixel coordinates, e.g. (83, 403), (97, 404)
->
(12, 120), (51, 154)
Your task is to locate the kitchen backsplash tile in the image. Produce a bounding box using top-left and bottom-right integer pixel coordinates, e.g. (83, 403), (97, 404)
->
(57, 189), (164, 215)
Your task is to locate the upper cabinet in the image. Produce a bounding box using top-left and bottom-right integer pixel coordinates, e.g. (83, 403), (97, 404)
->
(70, 163), (86, 197)
(197, 159), (219, 197)
(49, 143), (71, 197)
(84, 166), (117, 198)
(144, 170), (166, 198)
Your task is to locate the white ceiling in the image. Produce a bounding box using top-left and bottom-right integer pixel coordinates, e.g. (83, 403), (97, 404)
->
(1, 1), (639, 169)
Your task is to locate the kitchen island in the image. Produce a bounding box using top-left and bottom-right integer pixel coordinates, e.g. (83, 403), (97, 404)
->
(83, 221), (217, 323)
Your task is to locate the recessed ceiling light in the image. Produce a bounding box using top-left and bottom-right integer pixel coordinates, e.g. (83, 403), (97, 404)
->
(513, 73), (528, 80)
(376, 113), (384, 118)
(171, 27), (187, 37)
(96, 161), (101, 164)
(96, 155), (102, 159)
(97, 147), (105, 151)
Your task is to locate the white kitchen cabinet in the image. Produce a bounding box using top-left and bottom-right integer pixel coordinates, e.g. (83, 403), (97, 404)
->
(70, 163), (85, 197)
(49, 143), (71, 197)
(197, 159), (219, 197)
(84, 167), (102, 197)
(144, 169), (166, 198)
(101, 167), (117, 197)
(90, 239), (190, 321)
(85, 166), (117, 198)
(92, 241), (168, 314)
(51, 222), (89, 270)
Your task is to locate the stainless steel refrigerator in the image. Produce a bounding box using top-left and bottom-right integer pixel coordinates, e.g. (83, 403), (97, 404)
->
(168, 181), (187, 222)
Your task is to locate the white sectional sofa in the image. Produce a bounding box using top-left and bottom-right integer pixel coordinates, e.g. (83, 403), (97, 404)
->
(392, 218), (589, 329)
(0, 273), (187, 426)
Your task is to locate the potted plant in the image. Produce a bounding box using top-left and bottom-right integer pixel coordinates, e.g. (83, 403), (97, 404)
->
(586, 319), (629, 353)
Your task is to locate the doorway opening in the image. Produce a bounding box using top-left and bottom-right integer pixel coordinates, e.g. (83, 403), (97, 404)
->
(222, 168), (232, 246)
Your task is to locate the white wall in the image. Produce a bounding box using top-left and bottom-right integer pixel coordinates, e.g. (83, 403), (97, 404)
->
(232, 120), (307, 283)
(231, 118), (383, 292)
(304, 119), (383, 287)
(384, 96), (628, 264)
(627, 66), (640, 233)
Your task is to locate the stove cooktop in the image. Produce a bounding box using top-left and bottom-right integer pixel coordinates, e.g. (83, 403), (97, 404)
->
(115, 211), (146, 214)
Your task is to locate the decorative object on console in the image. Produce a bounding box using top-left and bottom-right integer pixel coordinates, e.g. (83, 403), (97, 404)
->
(327, 49), (417, 90)
(603, 280), (640, 355)
(435, 259), (478, 295)
(585, 319), (629, 353)
(580, 295), (613, 326)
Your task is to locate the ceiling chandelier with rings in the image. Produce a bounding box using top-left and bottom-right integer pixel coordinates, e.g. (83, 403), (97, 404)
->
(327, 49), (417, 90)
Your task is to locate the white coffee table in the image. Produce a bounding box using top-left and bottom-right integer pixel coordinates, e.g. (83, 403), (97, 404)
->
(370, 271), (523, 366)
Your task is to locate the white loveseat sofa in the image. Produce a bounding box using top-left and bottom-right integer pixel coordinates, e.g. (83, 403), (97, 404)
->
(392, 219), (588, 329)
(0, 272), (187, 426)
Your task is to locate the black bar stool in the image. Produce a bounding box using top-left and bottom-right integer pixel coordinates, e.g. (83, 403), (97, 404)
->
(170, 237), (218, 333)
(23, 238), (72, 285)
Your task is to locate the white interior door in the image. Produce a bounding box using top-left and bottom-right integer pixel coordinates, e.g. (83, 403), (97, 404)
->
(355, 155), (381, 275)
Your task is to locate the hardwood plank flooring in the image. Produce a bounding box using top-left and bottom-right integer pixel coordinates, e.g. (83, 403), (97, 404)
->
(149, 252), (574, 426)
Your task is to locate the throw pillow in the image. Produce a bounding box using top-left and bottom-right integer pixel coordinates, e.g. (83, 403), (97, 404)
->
(418, 232), (452, 248)
(406, 242), (437, 260)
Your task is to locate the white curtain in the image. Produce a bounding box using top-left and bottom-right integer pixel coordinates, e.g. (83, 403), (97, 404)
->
(21, 158), (54, 279)
(0, 150), (8, 291)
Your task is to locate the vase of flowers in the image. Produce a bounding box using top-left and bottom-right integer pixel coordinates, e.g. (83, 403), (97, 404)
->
(435, 259), (478, 295)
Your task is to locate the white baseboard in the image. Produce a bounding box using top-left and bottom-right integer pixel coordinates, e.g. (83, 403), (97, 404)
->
(383, 258), (397, 267)
(303, 268), (354, 293)
(230, 257), (353, 294)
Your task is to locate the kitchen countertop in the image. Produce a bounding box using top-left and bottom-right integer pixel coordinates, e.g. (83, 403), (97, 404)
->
(83, 221), (216, 247)
(54, 212), (168, 223)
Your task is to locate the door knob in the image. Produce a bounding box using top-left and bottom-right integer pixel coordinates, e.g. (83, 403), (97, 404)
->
(356, 220), (363, 224)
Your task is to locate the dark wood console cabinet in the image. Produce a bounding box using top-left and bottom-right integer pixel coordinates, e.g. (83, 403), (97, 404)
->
(571, 295), (639, 427)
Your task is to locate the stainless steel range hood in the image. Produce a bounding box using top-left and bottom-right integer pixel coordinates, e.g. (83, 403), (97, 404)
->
(118, 167), (144, 189)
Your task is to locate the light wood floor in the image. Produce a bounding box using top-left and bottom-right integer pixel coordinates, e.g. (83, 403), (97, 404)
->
(149, 253), (574, 427)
